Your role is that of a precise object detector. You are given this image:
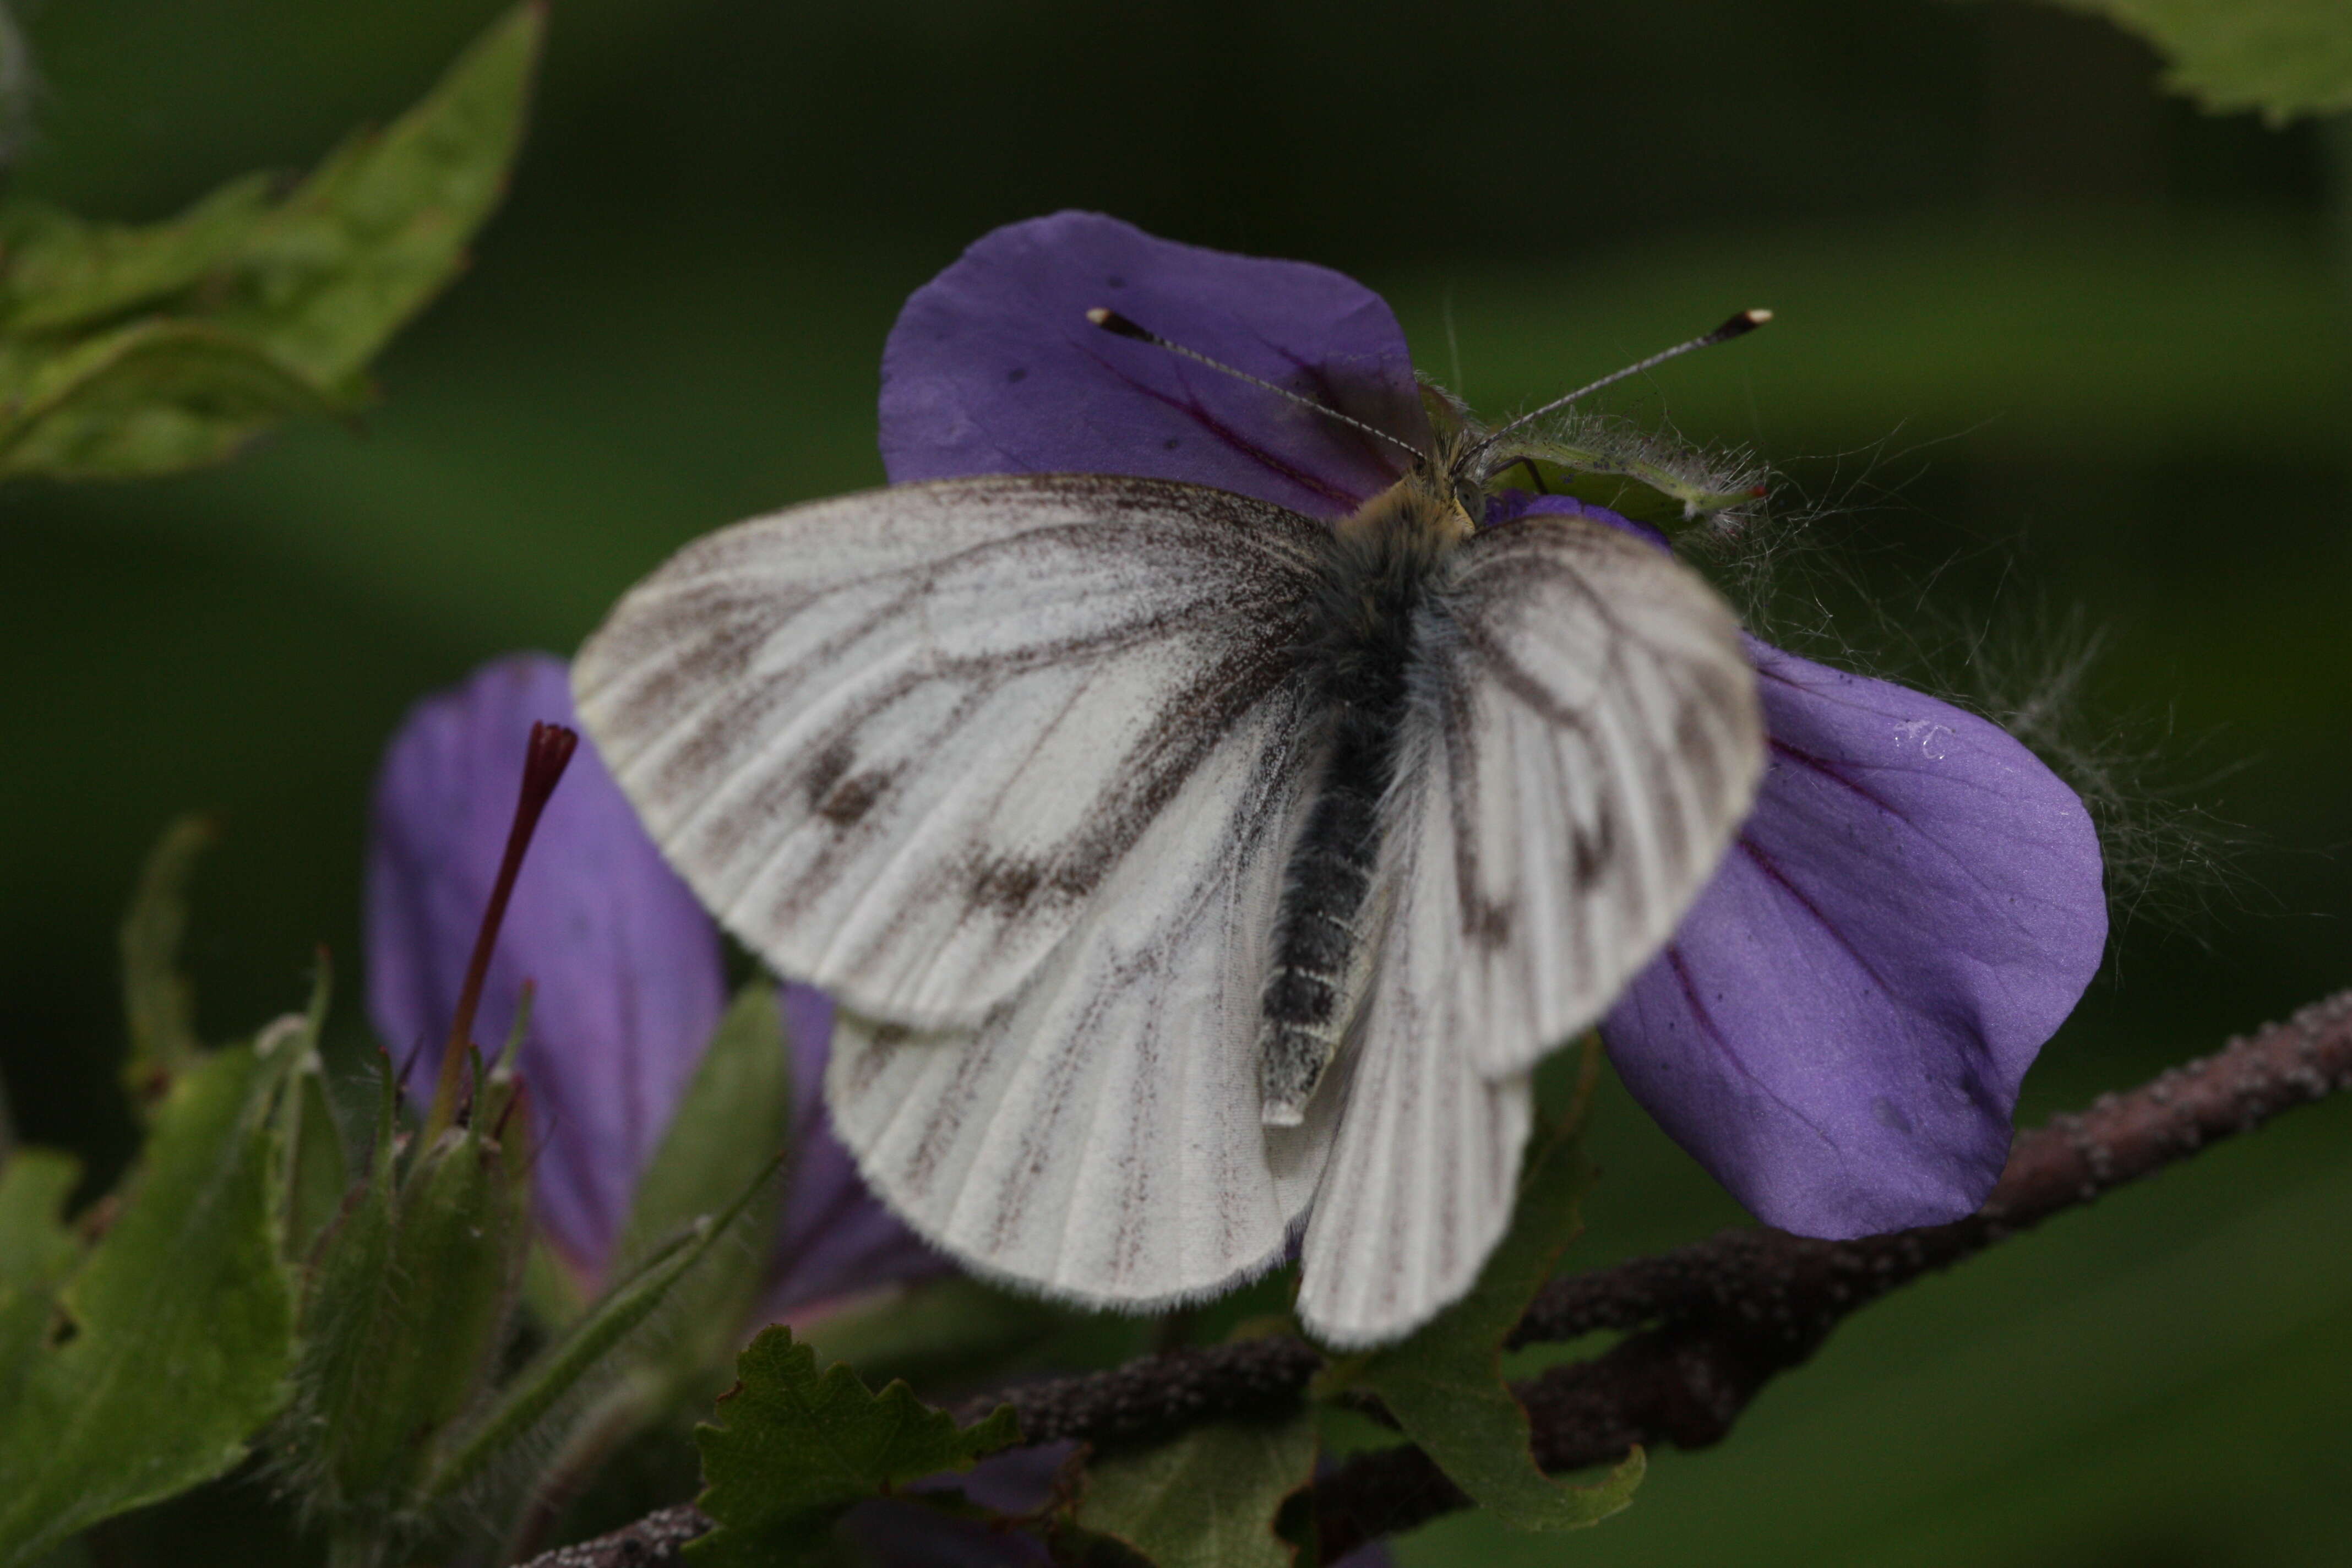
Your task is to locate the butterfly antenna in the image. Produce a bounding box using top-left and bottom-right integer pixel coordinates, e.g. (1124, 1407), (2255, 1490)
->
(1460, 309), (1773, 471)
(1086, 308), (1425, 461)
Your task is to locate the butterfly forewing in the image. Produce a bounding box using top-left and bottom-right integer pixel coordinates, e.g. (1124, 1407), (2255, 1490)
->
(827, 678), (1338, 1306)
(572, 473), (1329, 1029)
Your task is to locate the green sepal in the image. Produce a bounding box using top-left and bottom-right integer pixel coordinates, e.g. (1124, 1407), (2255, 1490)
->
(1346, 1042), (1644, 1532)
(471, 981), (796, 1534)
(521, 1239), (590, 1337)
(284, 1108), (530, 1529)
(281, 1111), (398, 1513)
(269, 960), (348, 1268)
(1485, 432), (1763, 534)
(0, 1042), (298, 1566)
(375, 1123), (530, 1496)
(0, 2), (543, 481)
(423, 1147), (785, 1506)
(607, 979), (793, 1397)
(1078, 1414), (1319, 1568)
(118, 814), (214, 1103)
(690, 1326), (1020, 1566)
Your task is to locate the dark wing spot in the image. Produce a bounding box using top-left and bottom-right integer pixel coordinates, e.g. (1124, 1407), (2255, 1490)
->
(803, 741), (854, 810)
(970, 856), (1046, 916)
(1471, 897), (1513, 951)
(818, 769), (894, 827)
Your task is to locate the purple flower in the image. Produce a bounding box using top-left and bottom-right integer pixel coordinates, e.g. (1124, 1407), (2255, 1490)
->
(365, 653), (939, 1303)
(876, 212), (2108, 1239)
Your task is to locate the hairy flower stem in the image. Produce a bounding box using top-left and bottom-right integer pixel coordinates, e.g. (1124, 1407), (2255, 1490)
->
(423, 721), (577, 1144)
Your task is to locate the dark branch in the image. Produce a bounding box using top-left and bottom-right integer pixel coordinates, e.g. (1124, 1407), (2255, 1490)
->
(510, 1504), (708, 1566)
(949, 1332), (1326, 1446)
(519, 989), (2352, 1568)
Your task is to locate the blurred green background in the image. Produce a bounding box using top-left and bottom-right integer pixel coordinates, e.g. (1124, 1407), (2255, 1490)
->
(2, 1), (2348, 1563)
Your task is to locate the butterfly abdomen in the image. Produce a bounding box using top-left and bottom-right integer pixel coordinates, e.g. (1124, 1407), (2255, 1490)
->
(1259, 482), (1460, 1126)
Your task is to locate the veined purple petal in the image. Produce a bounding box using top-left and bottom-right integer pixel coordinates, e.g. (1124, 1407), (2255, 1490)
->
(1602, 637), (2107, 1237)
(765, 983), (951, 1317)
(880, 211), (1427, 518)
(365, 653), (727, 1278)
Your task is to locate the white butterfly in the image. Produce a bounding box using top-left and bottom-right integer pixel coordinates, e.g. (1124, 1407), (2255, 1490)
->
(571, 322), (1767, 1348)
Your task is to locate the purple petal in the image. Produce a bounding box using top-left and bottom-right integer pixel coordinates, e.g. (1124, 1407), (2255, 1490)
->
(765, 983), (952, 1317)
(365, 653), (727, 1278)
(879, 211), (1428, 518)
(1602, 638), (2107, 1237)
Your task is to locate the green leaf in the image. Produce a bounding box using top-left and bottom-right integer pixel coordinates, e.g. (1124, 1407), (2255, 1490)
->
(0, 2), (543, 481)
(690, 1326), (1020, 1566)
(1353, 1053), (1643, 1532)
(609, 980), (792, 1391)
(0, 1043), (298, 1566)
(0, 320), (337, 480)
(203, 1), (543, 390)
(422, 1147), (785, 1504)
(118, 814), (215, 1101)
(1080, 1415), (1319, 1568)
(0, 176), (281, 335)
(0, 1152), (83, 1419)
(2027, 0), (2352, 123)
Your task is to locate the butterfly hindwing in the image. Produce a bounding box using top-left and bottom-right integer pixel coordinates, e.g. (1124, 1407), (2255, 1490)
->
(1294, 768), (1536, 1346)
(826, 677), (1339, 1305)
(1294, 514), (1758, 1345)
(572, 472), (1329, 1029)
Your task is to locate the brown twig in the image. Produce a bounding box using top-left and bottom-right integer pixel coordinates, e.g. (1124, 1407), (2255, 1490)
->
(518, 988), (2352, 1568)
(509, 1503), (708, 1566)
